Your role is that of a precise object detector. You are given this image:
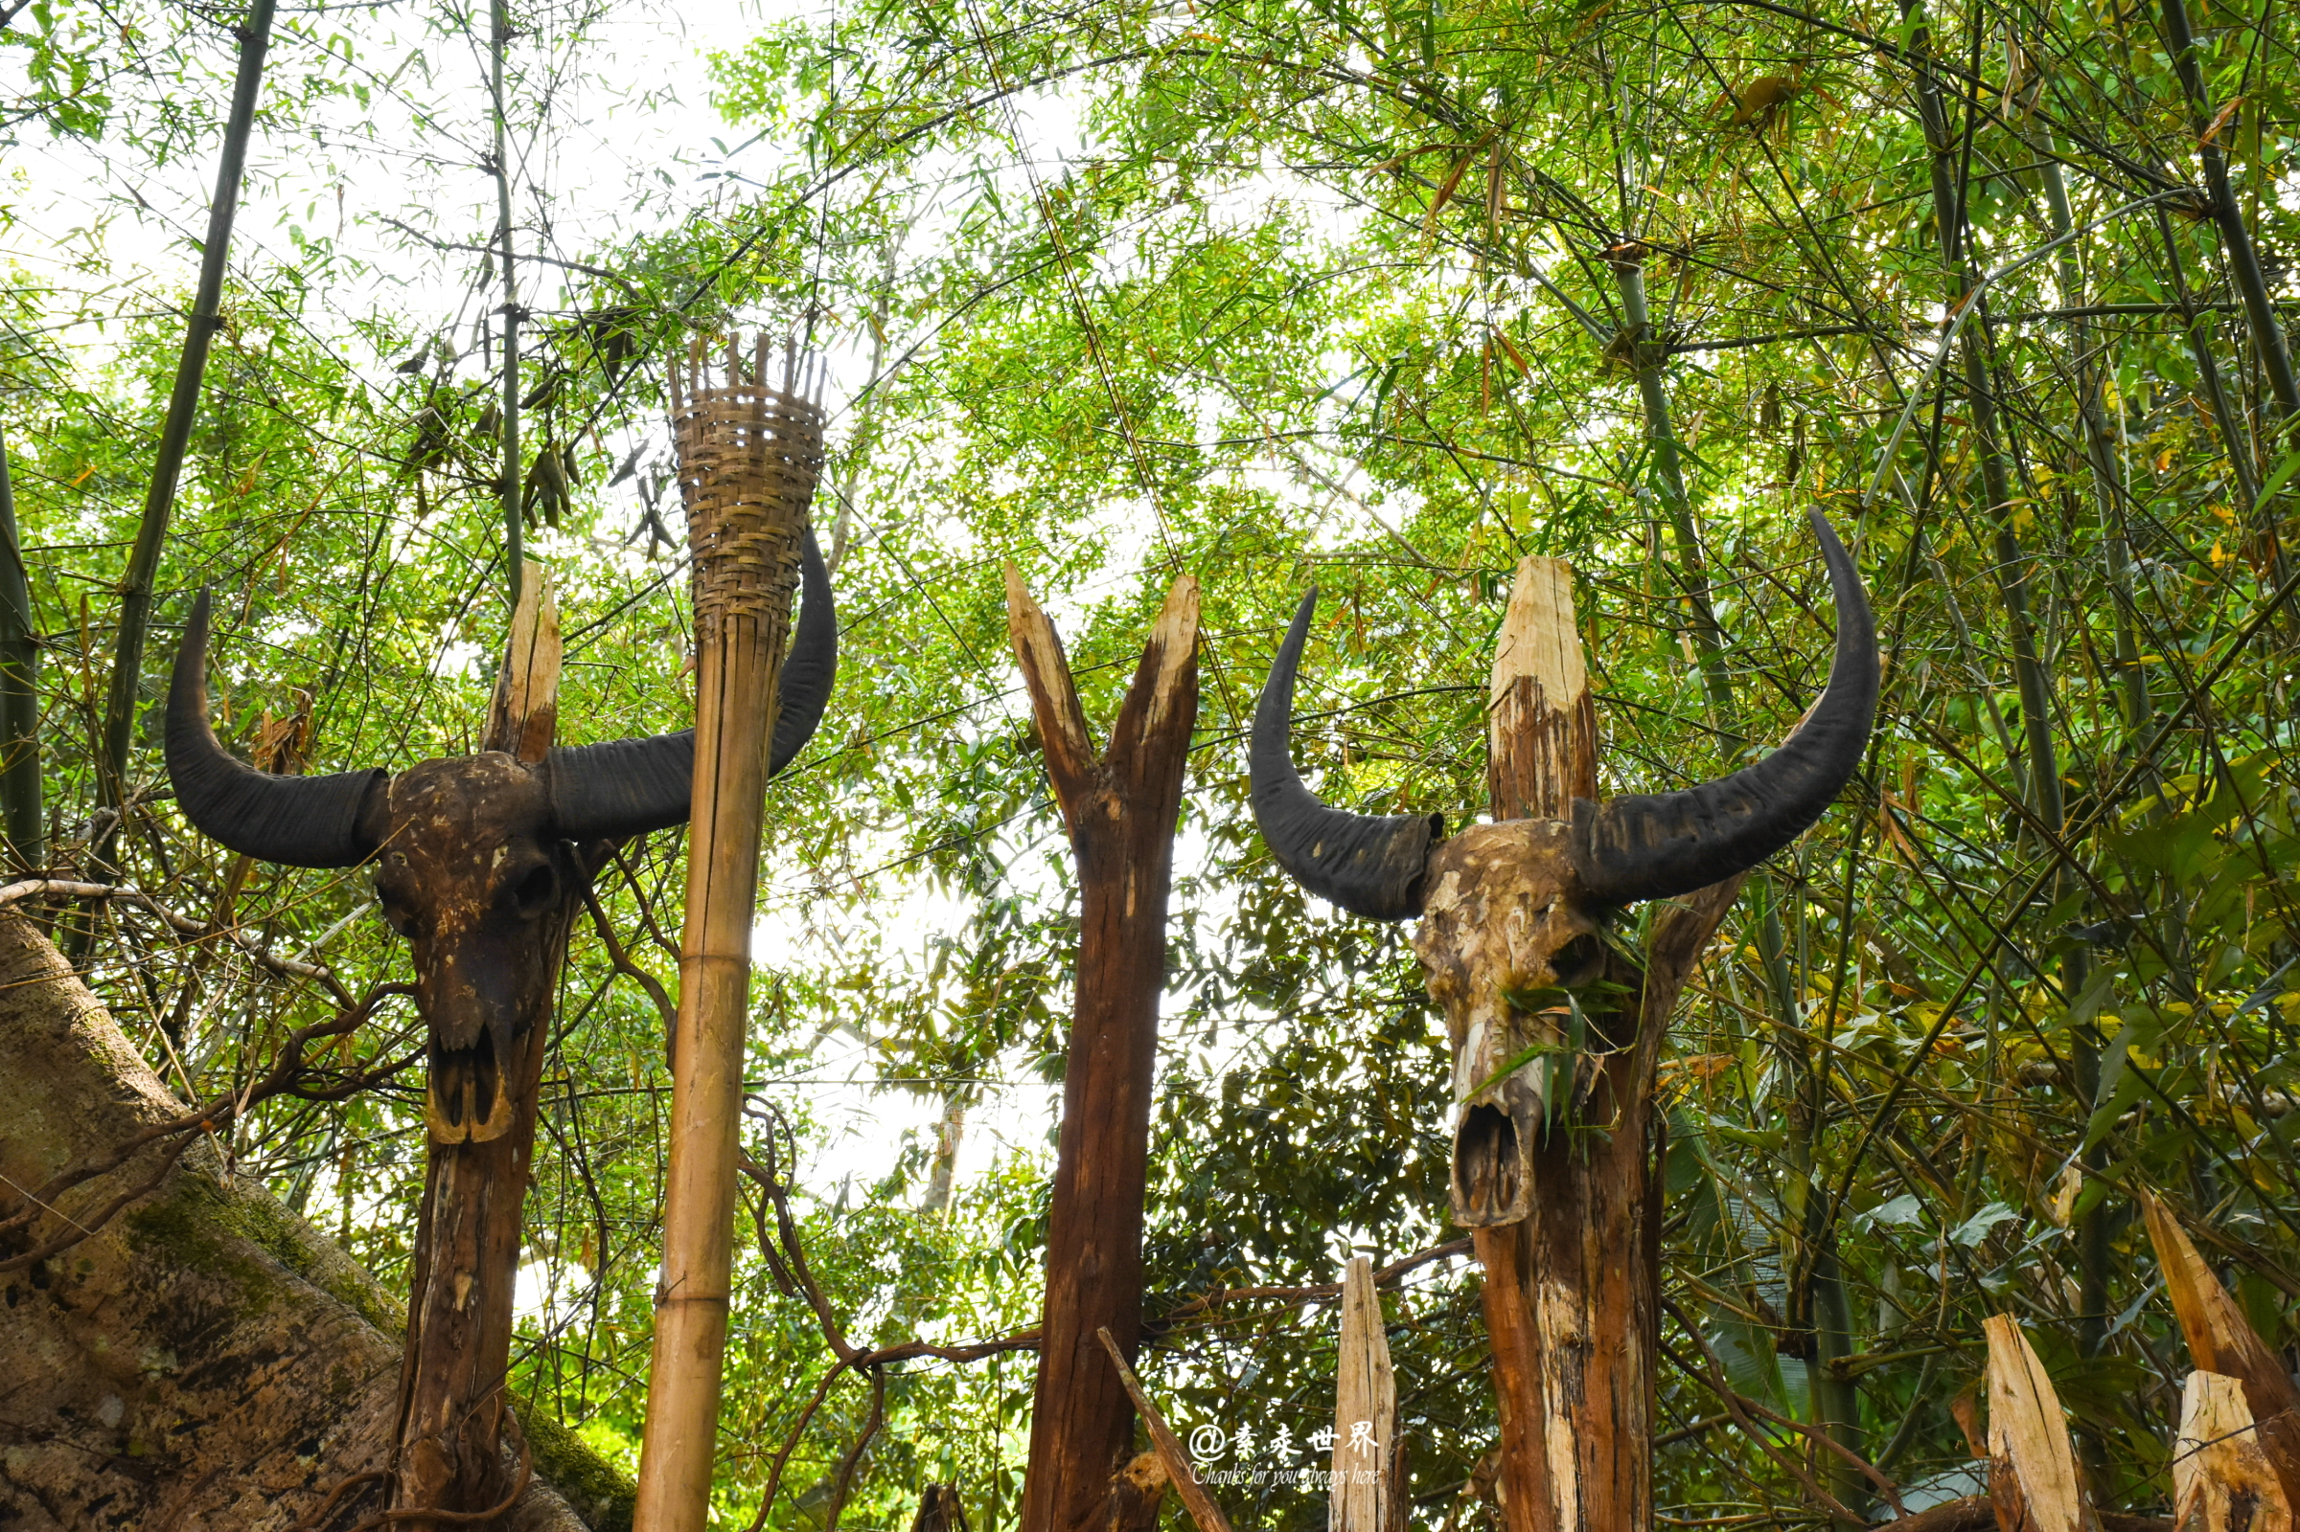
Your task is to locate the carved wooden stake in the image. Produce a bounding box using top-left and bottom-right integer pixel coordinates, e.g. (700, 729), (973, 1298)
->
(2140, 1192), (2300, 1506)
(1982, 1314), (2091, 1532)
(1330, 1255), (1398, 1532)
(1473, 556), (1745, 1532)
(2174, 1372), (2295, 1532)
(1008, 568), (1198, 1532)
(392, 559), (560, 1526)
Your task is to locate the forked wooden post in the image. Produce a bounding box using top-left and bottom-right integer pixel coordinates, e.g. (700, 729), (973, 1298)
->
(1476, 556), (1746, 1532)
(2140, 1192), (2300, 1505)
(1330, 1255), (1398, 1532)
(635, 343), (822, 1530)
(1982, 1314), (2092, 1532)
(1009, 568), (1198, 1532)
(393, 558), (561, 1525)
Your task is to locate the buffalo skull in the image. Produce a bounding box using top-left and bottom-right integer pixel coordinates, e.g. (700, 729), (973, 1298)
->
(1251, 512), (1876, 1223)
(164, 532), (837, 1143)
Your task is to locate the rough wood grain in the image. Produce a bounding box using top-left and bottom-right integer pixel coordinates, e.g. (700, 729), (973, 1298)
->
(1330, 1255), (1398, 1532)
(1471, 552), (1746, 1532)
(1009, 572), (1200, 1532)
(1983, 1314), (2093, 1532)
(0, 910), (621, 1531)
(2174, 1371), (2294, 1532)
(2141, 1192), (2300, 1507)
(486, 561), (562, 765)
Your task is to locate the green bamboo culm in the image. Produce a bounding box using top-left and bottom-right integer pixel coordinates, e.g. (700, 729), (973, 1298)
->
(0, 429), (40, 870)
(90, 0), (278, 872)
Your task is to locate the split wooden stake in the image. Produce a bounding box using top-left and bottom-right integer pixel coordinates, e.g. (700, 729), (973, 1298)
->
(1097, 1327), (1237, 1532)
(1007, 568), (1198, 1532)
(1330, 1255), (1398, 1532)
(1982, 1314), (2092, 1532)
(2174, 1371), (2295, 1532)
(2140, 1191), (2300, 1506)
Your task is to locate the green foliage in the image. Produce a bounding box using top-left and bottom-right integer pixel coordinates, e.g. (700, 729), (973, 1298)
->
(10, 0), (2300, 1522)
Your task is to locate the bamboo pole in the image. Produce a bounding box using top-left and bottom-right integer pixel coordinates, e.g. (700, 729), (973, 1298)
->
(0, 429), (38, 869)
(92, 0), (276, 863)
(634, 341), (822, 1531)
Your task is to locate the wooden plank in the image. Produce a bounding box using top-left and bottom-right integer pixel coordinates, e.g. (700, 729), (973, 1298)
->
(1331, 1255), (1398, 1532)
(1097, 1327), (1237, 1532)
(1982, 1314), (2092, 1532)
(2140, 1190), (2300, 1508)
(1011, 572), (1200, 1532)
(2174, 1370), (2294, 1532)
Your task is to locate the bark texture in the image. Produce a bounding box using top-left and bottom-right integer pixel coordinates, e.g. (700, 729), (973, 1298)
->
(1007, 569), (1198, 1532)
(0, 910), (628, 1531)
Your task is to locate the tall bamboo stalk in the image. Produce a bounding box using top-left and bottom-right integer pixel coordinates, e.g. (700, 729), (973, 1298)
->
(92, 0), (276, 866)
(635, 341), (821, 1531)
(0, 430), (39, 869)
(487, 0), (523, 611)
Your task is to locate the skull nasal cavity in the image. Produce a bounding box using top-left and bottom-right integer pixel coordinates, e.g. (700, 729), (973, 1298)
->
(1454, 1104), (1522, 1217)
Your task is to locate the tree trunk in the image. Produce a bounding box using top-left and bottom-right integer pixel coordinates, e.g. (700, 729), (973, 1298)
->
(1007, 568), (1198, 1532)
(1476, 554), (1746, 1532)
(0, 908), (626, 1530)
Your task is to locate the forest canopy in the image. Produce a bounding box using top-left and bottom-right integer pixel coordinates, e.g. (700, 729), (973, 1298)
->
(4, 0), (2300, 1521)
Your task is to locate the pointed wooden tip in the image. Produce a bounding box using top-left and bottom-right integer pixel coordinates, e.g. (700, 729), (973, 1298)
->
(488, 557), (561, 762)
(1984, 1314), (2090, 1532)
(1003, 559), (1034, 617)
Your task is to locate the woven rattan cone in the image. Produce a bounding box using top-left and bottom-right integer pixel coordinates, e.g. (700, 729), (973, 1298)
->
(669, 338), (824, 633)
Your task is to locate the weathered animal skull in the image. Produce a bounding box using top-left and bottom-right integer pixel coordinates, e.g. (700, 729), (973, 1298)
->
(1414, 821), (1610, 1222)
(1251, 512), (1877, 1227)
(162, 532), (837, 1143)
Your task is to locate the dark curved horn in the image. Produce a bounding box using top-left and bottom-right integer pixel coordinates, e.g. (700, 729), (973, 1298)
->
(1570, 509), (1878, 904)
(769, 522), (837, 777)
(548, 524), (837, 841)
(1249, 590), (1441, 921)
(165, 589), (385, 868)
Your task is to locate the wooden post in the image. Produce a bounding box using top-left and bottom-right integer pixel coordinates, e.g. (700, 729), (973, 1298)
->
(393, 560), (563, 1524)
(1331, 1255), (1398, 1532)
(1982, 1314), (2092, 1532)
(1476, 555), (1747, 1532)
(635, 345), (821, 1530)
(1008, 568), (1198, 1532)
(2174, 1372), (2295, 1532)
(2139, 1193), (2300, 1505)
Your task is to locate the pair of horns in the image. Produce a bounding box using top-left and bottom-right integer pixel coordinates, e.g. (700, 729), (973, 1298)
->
(164, 527), (838, 868)
(1251, 511), (1878, 918)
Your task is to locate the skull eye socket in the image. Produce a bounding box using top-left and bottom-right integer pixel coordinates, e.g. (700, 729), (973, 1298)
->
(1551, 933), (1604, 988)
(511, 861), (558, 916)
